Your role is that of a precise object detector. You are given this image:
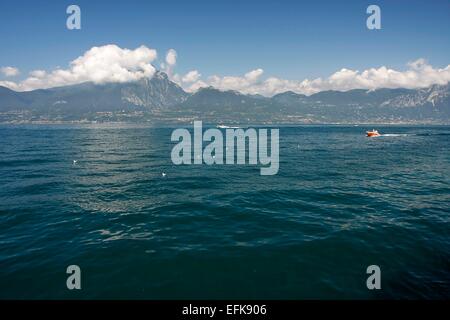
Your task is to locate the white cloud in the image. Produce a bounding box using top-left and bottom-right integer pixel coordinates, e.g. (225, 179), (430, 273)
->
(184, 68), (265, 93)
(244, 68), (264, 82)
(186, 80), (209, 92)
(161, 49), (177, 79)
(0, 80), (19, 89)
(186, 59), (450, 96)
(1, 45), (449, 98)
(29, 70), (46, 78)
(165, 49), (177, 66)
(0, 44), (157, 91)
(1, 66), (20, 77)
(182, 70), (201, 83)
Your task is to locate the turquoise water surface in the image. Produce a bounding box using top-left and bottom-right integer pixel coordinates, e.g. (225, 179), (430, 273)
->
(0, 124), (449, 299)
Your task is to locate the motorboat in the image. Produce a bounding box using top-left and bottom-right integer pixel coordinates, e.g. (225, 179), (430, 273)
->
(366, 129), (381, 137)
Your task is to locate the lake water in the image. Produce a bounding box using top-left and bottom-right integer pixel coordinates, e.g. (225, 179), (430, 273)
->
(0, 124), (449, 299)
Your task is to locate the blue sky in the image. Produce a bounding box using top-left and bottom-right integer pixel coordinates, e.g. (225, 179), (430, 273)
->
(0, 0), (449, 95)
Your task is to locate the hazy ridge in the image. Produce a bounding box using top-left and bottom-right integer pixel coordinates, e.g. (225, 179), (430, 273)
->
(0, 71), (449, 124)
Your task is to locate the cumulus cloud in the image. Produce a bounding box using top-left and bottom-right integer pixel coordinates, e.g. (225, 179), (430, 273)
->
(244, 68), (264, 82)
(186, 79), (209, 92)
(166, 49), (177, 66)
(182, 70), (201, 83)
(29, 70), (46, 78)
(0, 44), (157, 91)
(1, 45), (449, 98)
(1, 66), (20, 77)
(161, 49), (177, 79)
(185, 59), (450, 96)
(184, 68), (265, 93)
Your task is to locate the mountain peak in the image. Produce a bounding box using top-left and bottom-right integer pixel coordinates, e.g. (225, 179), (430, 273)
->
(196, 86), (244, 96)
(273, 91), (306, 98)
(153, 71), (169, 80)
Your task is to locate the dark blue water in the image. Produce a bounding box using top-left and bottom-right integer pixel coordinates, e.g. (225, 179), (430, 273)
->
(0, 124), (449, 299)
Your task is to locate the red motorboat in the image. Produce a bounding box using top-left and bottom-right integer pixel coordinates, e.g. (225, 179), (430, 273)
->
(366, 129), (381, 137)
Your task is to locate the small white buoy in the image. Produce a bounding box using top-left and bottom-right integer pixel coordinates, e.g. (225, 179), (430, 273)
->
(73, 160), (77, 165)
(162, 172), (166, 177)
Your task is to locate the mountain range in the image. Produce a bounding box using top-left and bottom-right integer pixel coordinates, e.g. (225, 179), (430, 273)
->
(0, 71), (449, 124)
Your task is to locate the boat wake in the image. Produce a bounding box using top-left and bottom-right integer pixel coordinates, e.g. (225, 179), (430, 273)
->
(378, 132), (450, 137)
(380, 133), (410, 137)
(217, 125), (242, 129)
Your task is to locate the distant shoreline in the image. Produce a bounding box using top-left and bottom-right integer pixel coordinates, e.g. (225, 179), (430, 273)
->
(1, 121), (449, 127)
